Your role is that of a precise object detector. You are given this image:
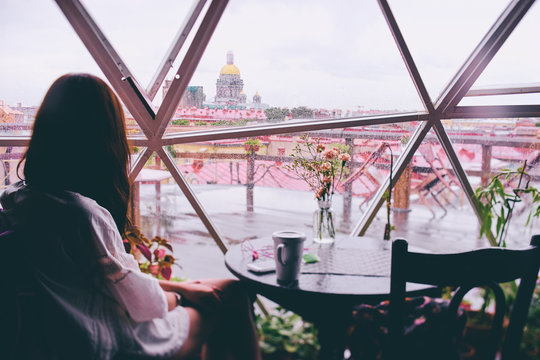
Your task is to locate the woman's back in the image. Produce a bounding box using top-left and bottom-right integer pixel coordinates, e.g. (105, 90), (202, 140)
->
(3, 182), (188, 360)
(3, 182), (111, 359)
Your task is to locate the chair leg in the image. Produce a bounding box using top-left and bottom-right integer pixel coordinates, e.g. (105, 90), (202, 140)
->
(418, 191), (436, 217)
(429, 190), (447, 217)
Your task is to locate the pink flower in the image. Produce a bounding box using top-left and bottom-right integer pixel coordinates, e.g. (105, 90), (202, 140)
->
(316, 144), (325, 153)
(155, 248), (166, 260)
(149, 264), (159, 276)
(315, 187), (325, 199)
(339, 153), (351, 162)
(323, 149), (338, 160)
(322, 175), (332, 183)
(332, 147), (340, 154)
(320, 162), (332, 172)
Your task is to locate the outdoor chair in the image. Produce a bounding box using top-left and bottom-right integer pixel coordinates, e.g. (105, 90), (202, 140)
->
(412, 144), (461, 217)
(340, 142), (388, 208)
(387, 236), (540, 360)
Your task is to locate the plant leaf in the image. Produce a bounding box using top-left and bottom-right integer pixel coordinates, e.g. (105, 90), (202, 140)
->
(160, 266), (172, 280)
(136, 244), (152, 261)
(163, 243), (173, 251)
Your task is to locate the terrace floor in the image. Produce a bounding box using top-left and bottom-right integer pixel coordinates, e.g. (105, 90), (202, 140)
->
(138, 184), (538, 280)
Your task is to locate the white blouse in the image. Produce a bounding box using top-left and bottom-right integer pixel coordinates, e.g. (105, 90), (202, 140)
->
(3, 183), (190, 359)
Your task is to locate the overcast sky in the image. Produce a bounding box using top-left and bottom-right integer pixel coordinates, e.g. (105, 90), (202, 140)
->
(1, 0), (538, 111)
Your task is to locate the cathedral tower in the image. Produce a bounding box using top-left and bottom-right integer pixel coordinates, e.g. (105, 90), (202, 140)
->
(215, 51), (244, 104)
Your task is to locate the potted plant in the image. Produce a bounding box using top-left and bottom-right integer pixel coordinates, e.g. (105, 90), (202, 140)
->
(475, 161), (539, 247)
(123, 226), (180, 281)
(463, 162), (540, 357)
(256, 307), (320, 360)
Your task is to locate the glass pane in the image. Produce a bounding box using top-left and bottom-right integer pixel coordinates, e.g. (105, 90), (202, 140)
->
(165, 0), (424, 134)
(172, 122), (420, 245)
(469, 2), (540, 91)
(362, 128), (481, 252)
(442, 119), (540, 248)
(0, 1), (144, 135)
(459, 93), (540, 106)
(388, 0), (508, 102)
(132, 155), (229, 279)
(80, 0), (194, 91)
(0, 1), (102, 112)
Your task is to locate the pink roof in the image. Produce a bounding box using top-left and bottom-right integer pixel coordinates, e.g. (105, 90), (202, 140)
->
(178, 160), (384, 200)
(175, 108), (267, 120)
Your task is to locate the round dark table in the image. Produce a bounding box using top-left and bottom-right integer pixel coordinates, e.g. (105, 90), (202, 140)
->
(224, 236), (437, 360)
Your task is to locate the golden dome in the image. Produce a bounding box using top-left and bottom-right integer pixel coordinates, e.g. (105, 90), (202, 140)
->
(220, 64), (240, 75)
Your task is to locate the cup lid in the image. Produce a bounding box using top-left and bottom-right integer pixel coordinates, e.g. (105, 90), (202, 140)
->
(272, 230), (306, 241)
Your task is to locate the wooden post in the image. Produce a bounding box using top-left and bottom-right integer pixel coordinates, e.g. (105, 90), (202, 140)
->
(393, 163), (411, 210)
(246, 152), (255, 212)
(341, 137), (354, 231)
(130, 181), (141, 226)
(481, 144), (492, 186)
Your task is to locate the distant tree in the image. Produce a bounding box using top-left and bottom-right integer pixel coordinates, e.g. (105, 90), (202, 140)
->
(166, 145), (177, 158)
(291, 106), (313, 119)
(264, 107), (290, 121)
(171, 119), (190, 126)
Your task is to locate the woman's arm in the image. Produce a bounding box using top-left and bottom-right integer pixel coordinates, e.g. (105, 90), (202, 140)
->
(159, 280), (222, 311)
(164, 290), (179, 311)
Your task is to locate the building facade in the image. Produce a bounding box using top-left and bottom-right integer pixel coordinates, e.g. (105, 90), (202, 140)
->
(0, 100), (24, 123)
(215, 51), (244, 105)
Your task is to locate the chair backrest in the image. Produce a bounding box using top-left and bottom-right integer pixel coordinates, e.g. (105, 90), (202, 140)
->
(2, 208), (95, 360)
(389, 235), (540, 360)
(342, 142), (388, 186)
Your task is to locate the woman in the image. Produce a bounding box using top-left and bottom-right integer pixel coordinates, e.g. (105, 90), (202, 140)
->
(2, 73), (261, 360)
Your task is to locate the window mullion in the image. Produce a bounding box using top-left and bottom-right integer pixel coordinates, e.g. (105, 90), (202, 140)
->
(156, 146), (228, 254)
(435, 0), (535, 113)
(55, 0), (155, 138)
(146, 0), (208, 100)
(350, 118), (434, 237)
(155, 0), (229, 140)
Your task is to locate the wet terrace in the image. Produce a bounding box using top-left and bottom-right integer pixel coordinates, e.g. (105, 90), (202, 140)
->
(138, 184), (538, 280)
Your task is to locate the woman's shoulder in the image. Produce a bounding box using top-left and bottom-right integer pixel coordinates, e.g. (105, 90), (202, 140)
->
(57, 190), (118, 234)
(1, 181), (115, 230)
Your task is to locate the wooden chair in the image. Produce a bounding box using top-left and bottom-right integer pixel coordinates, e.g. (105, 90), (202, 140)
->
(413, 144), (461, 216)
(340, 142), (388, 208)
(389, 236), (540, 360)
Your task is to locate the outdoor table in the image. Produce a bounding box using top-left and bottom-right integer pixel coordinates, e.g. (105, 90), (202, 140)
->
(224, 236), (437, 360)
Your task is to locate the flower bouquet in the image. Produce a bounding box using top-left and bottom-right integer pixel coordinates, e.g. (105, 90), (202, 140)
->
(286, 134), (350, 243)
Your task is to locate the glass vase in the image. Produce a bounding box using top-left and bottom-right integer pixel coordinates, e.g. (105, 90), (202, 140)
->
(313, 199), (336, 244)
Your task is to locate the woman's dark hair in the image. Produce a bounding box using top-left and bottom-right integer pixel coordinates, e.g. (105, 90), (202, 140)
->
(19, 73), (131, 234)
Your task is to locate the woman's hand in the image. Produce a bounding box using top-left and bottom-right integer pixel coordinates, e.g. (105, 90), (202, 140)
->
(159, 280), (224, 313)
(179, 281), (222, 309)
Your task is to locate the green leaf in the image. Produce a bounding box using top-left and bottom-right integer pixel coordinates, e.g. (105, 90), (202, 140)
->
(259, 342), (277, 354)
(278, 329), (293, 337)
(283, 341), (299, 353)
